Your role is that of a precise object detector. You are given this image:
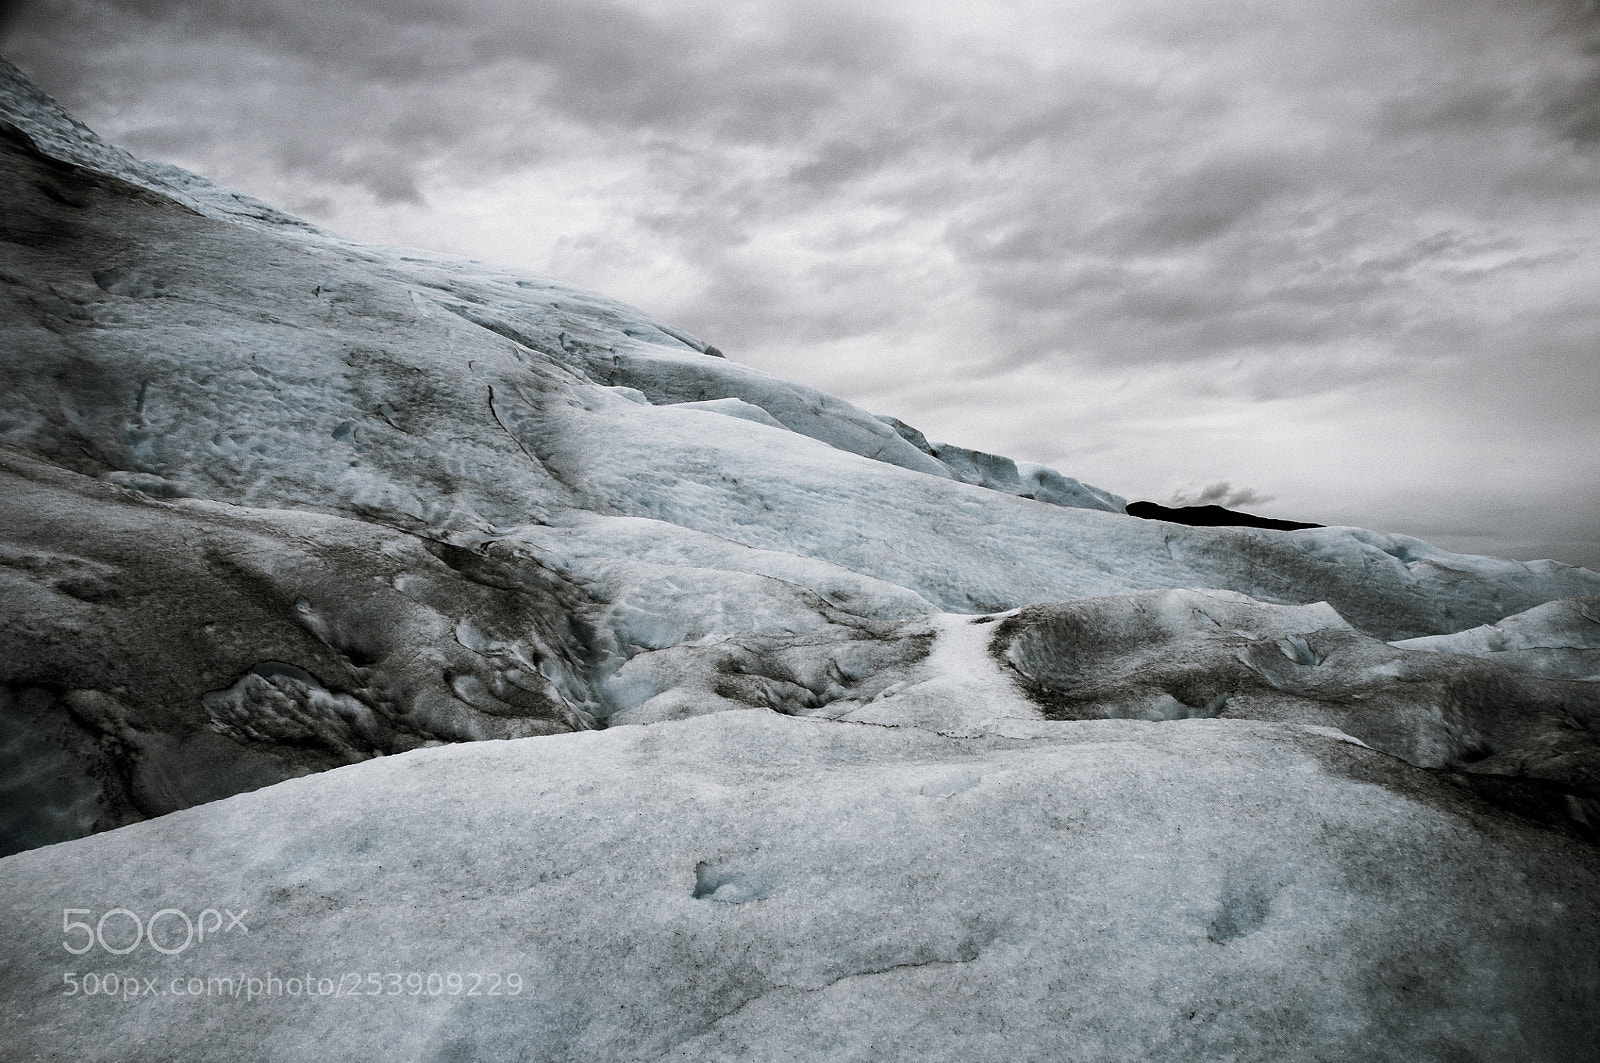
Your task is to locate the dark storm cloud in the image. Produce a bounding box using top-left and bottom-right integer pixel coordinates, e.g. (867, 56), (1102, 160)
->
(1369, 0), (1600, 152)
(4, 0), (465, 199)
(1515, 0), (1600, 143)
(3, 0), (901, 203)
(1119, 153), (1307, 251)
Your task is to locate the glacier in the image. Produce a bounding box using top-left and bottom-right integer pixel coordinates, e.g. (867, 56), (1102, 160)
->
(2, 54), (1599, 1062)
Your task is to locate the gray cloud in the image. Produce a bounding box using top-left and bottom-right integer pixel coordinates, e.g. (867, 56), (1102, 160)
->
(1171, 483), (1275, 509)
(1518, 0), (1600, 143)
(3, 0), (910, 203)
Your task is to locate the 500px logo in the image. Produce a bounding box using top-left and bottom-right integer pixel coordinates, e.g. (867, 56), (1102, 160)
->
(62, 908), (248, 956)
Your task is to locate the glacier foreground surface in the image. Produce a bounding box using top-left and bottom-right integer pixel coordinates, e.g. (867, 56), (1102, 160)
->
(2, 55), (1600, 1061)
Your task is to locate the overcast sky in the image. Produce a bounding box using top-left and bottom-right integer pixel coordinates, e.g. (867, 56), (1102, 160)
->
(5, 0), (1598, 567)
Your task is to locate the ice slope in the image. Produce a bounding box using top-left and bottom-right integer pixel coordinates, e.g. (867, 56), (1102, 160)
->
(2, 712), (1598, 1063)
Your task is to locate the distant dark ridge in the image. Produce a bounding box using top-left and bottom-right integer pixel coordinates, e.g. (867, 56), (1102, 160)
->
(1125, 501), (1323, 532)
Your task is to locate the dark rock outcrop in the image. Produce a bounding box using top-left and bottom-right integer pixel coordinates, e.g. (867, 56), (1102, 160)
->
(1127, 499), (1323, 530)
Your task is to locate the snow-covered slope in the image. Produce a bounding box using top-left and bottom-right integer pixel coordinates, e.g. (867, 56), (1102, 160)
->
(3, 56), (1600, 1061)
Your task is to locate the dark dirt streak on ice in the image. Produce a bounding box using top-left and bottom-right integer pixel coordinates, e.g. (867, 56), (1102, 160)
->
(485, 382), (570, 489)
(634, 951), (987, 1062)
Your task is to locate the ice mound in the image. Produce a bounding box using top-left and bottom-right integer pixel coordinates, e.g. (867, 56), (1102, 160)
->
(1395, 595), (1600, 682)
(996, 589), (1600, 839)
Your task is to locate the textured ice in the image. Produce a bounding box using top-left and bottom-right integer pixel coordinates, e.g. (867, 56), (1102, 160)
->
(0, 448), (594, 855)
(994, 589), (1600, 837)
(670, 397), (792, 431)
(3, 712), (1599, 1062)
(1394, 595), (1600, 681)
